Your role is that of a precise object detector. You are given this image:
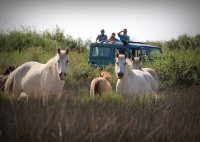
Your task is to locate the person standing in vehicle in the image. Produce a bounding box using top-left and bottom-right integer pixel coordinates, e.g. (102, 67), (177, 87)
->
(117, 29), (130, 45)
(117, 29), (130, 54)
(96, 29), (108, 43)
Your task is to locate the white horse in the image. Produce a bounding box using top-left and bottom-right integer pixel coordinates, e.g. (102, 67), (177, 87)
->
(115, 53), (153, 97)
(132, 56), (159, 93)
(5, 48), (69, 104)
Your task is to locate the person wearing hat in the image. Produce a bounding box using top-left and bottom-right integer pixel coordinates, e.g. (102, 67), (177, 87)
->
(96, 29), (108, 43)
(117, 29), (130, 45)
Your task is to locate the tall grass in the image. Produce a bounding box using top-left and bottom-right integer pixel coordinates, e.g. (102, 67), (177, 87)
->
(0, 87), (200, 142)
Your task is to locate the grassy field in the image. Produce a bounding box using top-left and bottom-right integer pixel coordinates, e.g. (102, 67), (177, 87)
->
(0, 87), (200, 142)
(0, 29), (200, 142)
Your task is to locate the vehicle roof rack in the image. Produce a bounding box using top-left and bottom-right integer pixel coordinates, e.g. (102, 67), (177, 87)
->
(128, 41), (146, 44)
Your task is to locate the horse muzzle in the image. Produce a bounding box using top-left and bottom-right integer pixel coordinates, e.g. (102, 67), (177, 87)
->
(117, 72), (123, 79)
(59, 72), (66, 80)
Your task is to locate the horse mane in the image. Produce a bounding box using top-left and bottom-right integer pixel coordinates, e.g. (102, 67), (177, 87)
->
(126, 58), (133, 69)
(44, 54), (59, 79)
(46, 56), (57, 68)
(46, 50), (65, 68)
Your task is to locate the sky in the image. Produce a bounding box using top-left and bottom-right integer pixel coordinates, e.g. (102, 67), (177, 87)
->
(0, 0), (200, 42)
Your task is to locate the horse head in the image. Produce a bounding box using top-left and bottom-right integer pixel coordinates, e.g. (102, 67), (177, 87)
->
(2, 65), (17, 76)
(115, 53), (128, 79)
(100, 71), (112, 80)
(132, 56), (142, 69)
(57, 48), (69, 80)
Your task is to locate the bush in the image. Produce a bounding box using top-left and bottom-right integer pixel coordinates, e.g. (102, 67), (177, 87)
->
(0, 27), (88, 53)
(147, 49), (200, 87)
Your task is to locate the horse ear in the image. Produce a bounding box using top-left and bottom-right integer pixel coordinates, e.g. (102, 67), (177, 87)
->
(100, 72), (103, 77)
(125, 53), (127, 58)
(57, 48), (61, 54)
(66, 48), (69, 55)
(132, 56), (135, 61)
(116, 52), (119, 58)
(139, 56), (143, 61)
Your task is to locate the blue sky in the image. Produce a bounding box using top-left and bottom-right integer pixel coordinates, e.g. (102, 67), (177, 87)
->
(0, 0), (200, 42)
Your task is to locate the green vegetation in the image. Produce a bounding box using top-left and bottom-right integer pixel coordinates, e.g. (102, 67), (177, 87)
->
(0, 28), (200, 142)
(0, 29), (200, 87)
(0, 26), (87, 53)
(147, 49), (200, 87)
(146, 34), (200, 87)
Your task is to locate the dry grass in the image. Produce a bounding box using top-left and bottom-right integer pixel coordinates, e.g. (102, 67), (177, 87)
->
(0, 87), (200, 142)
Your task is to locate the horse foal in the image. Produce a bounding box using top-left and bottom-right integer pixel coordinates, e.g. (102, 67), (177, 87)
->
(90, 71), (112, 96)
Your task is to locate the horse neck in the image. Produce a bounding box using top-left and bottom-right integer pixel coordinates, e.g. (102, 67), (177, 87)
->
(45, 57), (59, 80)
(120, 67), (134, 82)
(103, 76), (110, 81)
(132, 63), (140, 69)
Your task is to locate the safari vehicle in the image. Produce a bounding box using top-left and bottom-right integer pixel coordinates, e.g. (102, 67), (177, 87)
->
(88, 42), (162, 66)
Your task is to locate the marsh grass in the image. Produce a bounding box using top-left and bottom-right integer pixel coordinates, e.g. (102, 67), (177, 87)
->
(0, 87), (200, 142)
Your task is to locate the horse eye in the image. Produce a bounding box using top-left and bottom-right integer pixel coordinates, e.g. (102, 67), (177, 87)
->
(66, 60), (68, 64)
(116, 62), (119, 65)
(124, 62), (127, 65)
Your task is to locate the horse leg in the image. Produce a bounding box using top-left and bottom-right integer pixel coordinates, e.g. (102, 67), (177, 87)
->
(11, 80), (22, 103)
(18, 92), (28, 103)
(42, 79), (49, 105)
(153, 92), (161, 100)
(56, 83), (64, 102)
(43, 93), (49, 105)
(90, 82), (95, 96)
(90, 89), (94, 96)
(57, 92), (62, 102)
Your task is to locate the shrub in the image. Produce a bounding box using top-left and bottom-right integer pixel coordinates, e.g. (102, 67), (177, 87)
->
(147, 49), (200, 87)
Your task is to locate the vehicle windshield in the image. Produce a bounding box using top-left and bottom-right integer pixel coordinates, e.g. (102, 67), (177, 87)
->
(149, 48), (162, 57)
(92, 47), (111, 57)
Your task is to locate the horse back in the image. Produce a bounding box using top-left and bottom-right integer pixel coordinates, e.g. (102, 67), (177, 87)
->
(139, 68), (159, 93)
(90, 77), (111, 96)
(5, 62), (45, 95)
(142, 68), (159, 81)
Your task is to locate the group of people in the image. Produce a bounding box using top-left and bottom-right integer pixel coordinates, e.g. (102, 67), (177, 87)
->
(96, 29), (130, 45)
